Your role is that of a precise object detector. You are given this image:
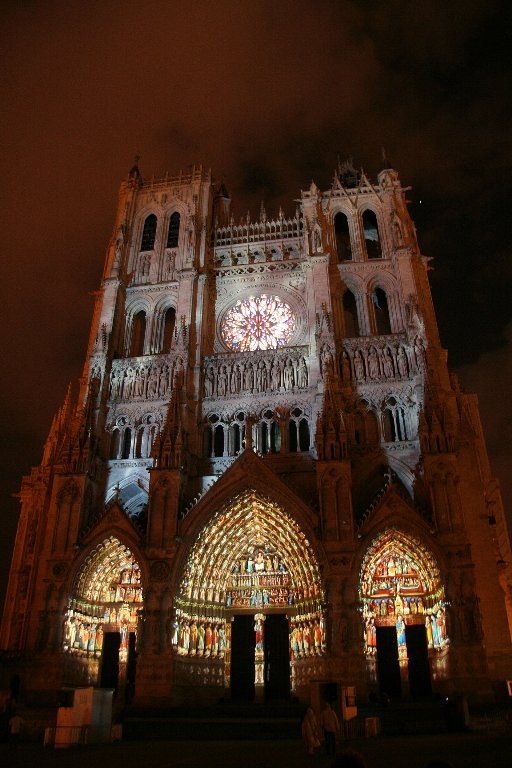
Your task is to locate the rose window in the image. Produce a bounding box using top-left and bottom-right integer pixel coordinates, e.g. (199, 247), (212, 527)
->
(221, 295), (296, 351)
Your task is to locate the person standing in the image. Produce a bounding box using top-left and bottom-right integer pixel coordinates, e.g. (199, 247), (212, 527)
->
(8, 709), (24, 747)
(321, 702), (340, 756)
(301, 707), (320, 756)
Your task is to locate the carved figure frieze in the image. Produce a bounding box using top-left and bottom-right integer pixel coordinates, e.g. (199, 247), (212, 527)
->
(338, 335), (426, 385)
(108, 353), (184, 402)
(203, 348), (309, 398)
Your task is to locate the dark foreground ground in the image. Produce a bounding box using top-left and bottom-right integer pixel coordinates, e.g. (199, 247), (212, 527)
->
(2, 727), (511, 768)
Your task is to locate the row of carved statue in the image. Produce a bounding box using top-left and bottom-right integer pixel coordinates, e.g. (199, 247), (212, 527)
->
(325, 336), (426, 383)
(106, 336), (425, 403)
(204, 353), (309, 397)
(109, 356), (184, 401)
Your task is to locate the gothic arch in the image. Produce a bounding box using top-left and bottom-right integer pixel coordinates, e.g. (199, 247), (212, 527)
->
(342, 288), (360, 337)
(364, 276), (398, 335)
(140, 213), (158, 251)
(360, 208), (382, 259)
(332, 208), (353, 261)
(166, 210), (182, 249)
(173, 488), (326, 691)
(125, 299), (152, 357)
(62, 535), (144, 673)
(359, 528), (449, 677)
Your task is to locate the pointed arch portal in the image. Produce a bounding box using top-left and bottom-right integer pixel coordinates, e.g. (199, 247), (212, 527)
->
(174, 489), (326, 699)
(360, 529), (449, 699)
(63, 537), (143, 693)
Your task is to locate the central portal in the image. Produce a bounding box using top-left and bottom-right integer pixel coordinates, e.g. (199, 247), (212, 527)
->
(174, 489), (326, 700)
(231, 613), (290, 702)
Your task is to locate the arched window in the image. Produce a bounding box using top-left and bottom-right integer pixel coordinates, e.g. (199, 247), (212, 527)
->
(343, 290), (360, 337)
(259, 411), (280, 454)
(298, 419), (310, 451)
(135, 428), (144, 459)
(270, 421), (281, 453)
(110, 428), (120, 459)
(366, 410), (380, 445)
(213, 424), (225, 457)
(121, 428), (132, 459)
(382, 410), (395, 442)
(167, 212), (181, 248)
(362, 210), (382, 259)
(232, 423), (242, 454)
(288, 408), (309, 453)
(289, 420), (298, 452)
(382, 398), (408, 442)
(129, 311), (146, 357)
(334, 212), (352, 261)
(141, 214), (157, 251)
(373, 288), (392, 335)
(162, 307), (176, 352)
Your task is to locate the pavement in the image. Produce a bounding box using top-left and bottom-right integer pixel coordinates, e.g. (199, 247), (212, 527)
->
(1, 728), (512, 768)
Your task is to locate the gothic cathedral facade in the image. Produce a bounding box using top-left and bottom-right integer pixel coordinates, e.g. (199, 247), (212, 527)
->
(2, 160), (512, 707)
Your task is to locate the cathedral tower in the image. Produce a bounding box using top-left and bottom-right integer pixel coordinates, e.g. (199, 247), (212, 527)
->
(2, 158), (511, 708)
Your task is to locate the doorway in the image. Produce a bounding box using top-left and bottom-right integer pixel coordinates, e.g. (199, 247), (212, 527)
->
(405, 624), (432, 698)
(264, 614), (290, 701)
(230, 613), (291, 703)
(100, 631), (120, 690)
(376, 626), (401, 699)
(231, 615), (256, 702)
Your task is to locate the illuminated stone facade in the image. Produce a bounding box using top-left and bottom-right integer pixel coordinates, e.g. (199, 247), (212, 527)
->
(2, 160), (512, 707)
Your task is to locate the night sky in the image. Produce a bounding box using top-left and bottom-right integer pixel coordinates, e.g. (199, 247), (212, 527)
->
(1, 1), (511, 613)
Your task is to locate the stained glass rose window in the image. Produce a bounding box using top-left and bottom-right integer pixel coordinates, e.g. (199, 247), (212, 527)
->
(221, 294), (296, 351)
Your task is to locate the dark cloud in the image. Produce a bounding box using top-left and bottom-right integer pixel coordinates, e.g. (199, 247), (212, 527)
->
(1, 0), (511, 608)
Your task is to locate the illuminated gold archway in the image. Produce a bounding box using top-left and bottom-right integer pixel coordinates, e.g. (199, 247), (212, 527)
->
(359, 528), (449, 680)
(174, 489), (326, 690)
(63, 536), (143, 660)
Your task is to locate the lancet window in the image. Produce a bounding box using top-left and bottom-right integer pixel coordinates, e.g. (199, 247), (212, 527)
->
(342, 290), (360, 337)
(161, 307), (176, 353)
(372, 288), (392, 335)
(128, 310), (146, 357)
(362, 209), (382, 259)
(121, 427), (132, 459)
(166, 212), (181, 248)
(134, 415), (159, 459)
(140, 213), (157, 251)
(334, 211), (352, 261)
(206, 414), (225, 458)
(382, 397), (409, 442)
(288, 407), (310, 452)
(257, 410), (281, 454)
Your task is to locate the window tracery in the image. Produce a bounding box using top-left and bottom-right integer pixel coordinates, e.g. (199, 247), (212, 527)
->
(221, 295), (296, 351)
